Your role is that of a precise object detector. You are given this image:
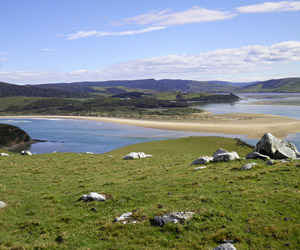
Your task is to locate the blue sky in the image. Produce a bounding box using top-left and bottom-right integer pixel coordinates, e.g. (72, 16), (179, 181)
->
(1, 0), (300, 84)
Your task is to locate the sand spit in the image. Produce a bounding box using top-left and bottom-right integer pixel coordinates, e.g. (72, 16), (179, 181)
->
(1, 113), (300, 139)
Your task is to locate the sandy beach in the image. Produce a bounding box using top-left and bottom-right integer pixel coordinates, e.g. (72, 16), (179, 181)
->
(1, 113), (300, 139)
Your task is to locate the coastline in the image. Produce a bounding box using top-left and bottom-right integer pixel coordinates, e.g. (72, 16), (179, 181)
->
(1, 113), (300, 139)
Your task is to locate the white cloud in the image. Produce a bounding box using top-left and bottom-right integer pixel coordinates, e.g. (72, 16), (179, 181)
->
(0, 57), (7, 62)
(237, 1), (300, 13)
(66, 26), (166, 40)
(124, 6), (236, 26)
(1, 41), (300, 84)
(41, 48), (54, 51)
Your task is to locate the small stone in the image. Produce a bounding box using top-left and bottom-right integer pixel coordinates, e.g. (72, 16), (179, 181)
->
(212, 243), (237, 250)
(192, 156), (213, 165)
(91, 207), (97, 212)
(194, 166), (207, 170)
(267, 159), (275, 165)
(152, 211), (194, 226)
(123, 152), (153, 160)
(79, 192), (106, 202)
(240, 162), (257, 170)
(0, 201), (7, 208)
(21, 150), (32, 155)
(114, 212), (133, 223)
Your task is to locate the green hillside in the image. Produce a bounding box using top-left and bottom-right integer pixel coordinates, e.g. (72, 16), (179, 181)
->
(242, 78), (300, 92)
(0, 137), (299, 249)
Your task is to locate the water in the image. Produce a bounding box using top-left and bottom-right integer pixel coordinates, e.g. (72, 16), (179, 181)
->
(1, 93), (299, 154)
(0, 118), (248, 154)
(197, 93), (300, 149)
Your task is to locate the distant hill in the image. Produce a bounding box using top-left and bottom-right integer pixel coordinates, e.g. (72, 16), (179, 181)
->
(0, 82), (91, 98)
(34, 79), (240, 93)
(242, 78), (300, 92)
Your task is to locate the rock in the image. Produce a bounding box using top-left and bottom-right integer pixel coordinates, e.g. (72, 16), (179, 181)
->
(256, 133), (300, 160)
(123, 152), (153, 160)
(213, 148), (240, 162)
(152, 211), (194, 226)
(240, 162), (257, 170)
(194, 166), (207, 170)
(86, 152), (94, 154)
(212, 243), (237, 250)
(21, 150), (32, 155)
(0, 201), (7, 208)
(246, 151), (270, 161)
(79, 192), (106, 202)
(0, 153), (9, 156)
(192, 156), (213, 165)
(114, 212), (133, 224)
(267, 159), (275, 165)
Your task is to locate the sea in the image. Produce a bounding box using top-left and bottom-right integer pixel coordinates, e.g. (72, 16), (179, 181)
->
(1, 93), (300, 154)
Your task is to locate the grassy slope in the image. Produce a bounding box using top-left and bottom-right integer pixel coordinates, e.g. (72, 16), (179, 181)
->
(242, 78), (300, 92)
(0, 137), (299, 249)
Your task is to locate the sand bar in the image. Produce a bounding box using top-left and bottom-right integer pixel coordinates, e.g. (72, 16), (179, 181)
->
(1, 113), (300, 139)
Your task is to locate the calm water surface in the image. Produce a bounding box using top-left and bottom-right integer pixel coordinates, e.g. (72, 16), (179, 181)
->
(1, 93), (300, 153)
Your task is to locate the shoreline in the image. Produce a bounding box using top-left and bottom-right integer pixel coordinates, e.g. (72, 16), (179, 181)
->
(1, 113), (300, 139)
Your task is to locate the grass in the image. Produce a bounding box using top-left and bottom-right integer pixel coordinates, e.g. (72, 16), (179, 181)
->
(0, 137), (299, 249)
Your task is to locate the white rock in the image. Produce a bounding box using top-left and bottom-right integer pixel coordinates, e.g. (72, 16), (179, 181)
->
(246, 151), (270, 160)
(0, 201), (7, 208)
(114, 212), (133, 222)
(80, 192), (106, 202)
(21, 150), (32, 155)
(240, 162), (257, 170)
(0, 153), (9, 156)
(194, 166), (207, 170)
(212, 148), (240, 162)
(212, 243), (237, 250)
(123, 152), (153, 160)
(86, 152), (94, 154)
(192, 156), (213, 165)
(256, 133), (300, 159)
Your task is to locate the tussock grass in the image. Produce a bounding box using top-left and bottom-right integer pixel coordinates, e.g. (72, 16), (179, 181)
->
(0, 137), (299, 249)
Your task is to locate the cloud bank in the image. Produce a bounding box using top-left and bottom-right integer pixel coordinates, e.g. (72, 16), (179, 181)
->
(1, 41), (300, 84)
(237, 1), (300, 13)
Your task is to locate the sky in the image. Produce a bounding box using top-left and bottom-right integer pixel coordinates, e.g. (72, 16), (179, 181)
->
(1, 0), (300, 85)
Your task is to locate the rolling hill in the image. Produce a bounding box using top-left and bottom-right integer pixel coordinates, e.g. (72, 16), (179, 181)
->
(33, 79), (240, 93)
(0, 82), (91, 98)
(242, 77), (300, 92)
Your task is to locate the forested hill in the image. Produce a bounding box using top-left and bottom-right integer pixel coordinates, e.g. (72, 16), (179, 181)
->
(0, 82), (91, 98)
(242, 78), (300, 92)
(0, 124), (31, 147)
(34, 79), (240, 93)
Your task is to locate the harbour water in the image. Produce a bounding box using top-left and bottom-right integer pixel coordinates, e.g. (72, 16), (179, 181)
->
(1, 93), (300, 153)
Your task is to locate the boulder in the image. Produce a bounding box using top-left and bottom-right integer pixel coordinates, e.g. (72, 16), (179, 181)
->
(212, 243), (237, 250)
(21, 150), (32, 156)
(256, 133), (300, 160)
(79, 192), (106, 202)
(0, 201), (7, 208)
(0, 153), (9, 156)
(240, 162), (257, 170)
(246, 151), (270, 161)
(192, 156), (213, 165)
(123, 152), (153, 160)
(152, 211), (194, 226)
(213, 148), (240, 162)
